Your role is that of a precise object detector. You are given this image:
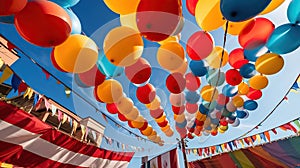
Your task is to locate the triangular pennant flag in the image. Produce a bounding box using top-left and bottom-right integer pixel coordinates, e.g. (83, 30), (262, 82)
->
(18, 82), (27, 95)
(193, 149), (197, 155)
(285, 123), (297, 133)
(69, 117), (73, 127)
(23, 87), (30, 98)
(58, 110), (62, 121)
(7, 41), (17, 51)
(27, 88), (34, 99)
(248, 137), (254, 145)
(271, 128), (277, 135)
(293, 120), (300, 130)
(239, 139), (245, 148)
(197, 148), (202, 156)
(72, 120), (78, 134)
(51, 104), (57, 116)
(85, 127), (89, 141)
(251, 135), (257, 143)
(42, 69), (50, 80)
(264, 131), (271, 142)
(228, 142), (233, 151)
(256, 134), (261, 144)
(117, 142), (120, 148)
(0, 66), (13, 84)
(102, 113), (108, 123)
(33, 94), (39, 106)
(260, 133), (266, 142)
(211, 146), (216, 154)
(80, 125), (86, 141)
(221, 144), (226, 152)
(244, 138), (250, 145)
(11, 74), (21, 92)
(62, 113), (68, 124)
(279, 125), (287, 131)
(224, 143), (228, 150)
(44, 98), (51, 111)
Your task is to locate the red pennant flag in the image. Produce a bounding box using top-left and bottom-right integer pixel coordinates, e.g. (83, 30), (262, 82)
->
(7, 41), (17, 51)
(18, 82), (27, 95)
(271, 128), (277, 134)
(102, 113), (108, 123)
(244, 138), (250, 145)
(264, 131), (271, 142)
(284, 123), (297, 133)
(42, 69), (50, 80)
(197, 148), (202, 156)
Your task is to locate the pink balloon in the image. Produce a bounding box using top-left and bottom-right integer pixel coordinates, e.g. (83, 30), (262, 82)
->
(185, 72), (201, 91)
(125, 58), (151, 84)
(186, 102), (198, 114)
(186, 31), (214, 60)
(169, 92), (185, 107)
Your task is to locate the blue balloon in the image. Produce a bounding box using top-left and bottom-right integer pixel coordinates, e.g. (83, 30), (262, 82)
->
(239, 63), (256, 78)
(267, 23), (300, 54)
(206, 69), (225, 86)
(189, 60), (208, 77)
(220, 0), (271, 22)
(50, 0), (80, 8)
(288, 0), (300, 24)
(244, 100), (258, 110)
(185, 91), (200, 104)
(65, 9), (82, 34)
(244, 44), (269, 62)
(0, 15), (14, 24)
(176, 120), (187, 128)
(203, 101), (217, 110)
(199, 104), (209, 115)
(215, 103), (224, 110)
(211, 118), (220, 125)
(221, 108), (231, 117)
(222, 84), (238, 97)
(97, 52), (124, 77)
(236, 110), (247, 118)
(205, 125), (212, 131)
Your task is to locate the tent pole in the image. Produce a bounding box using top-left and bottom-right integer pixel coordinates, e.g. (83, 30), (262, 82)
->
(181, 138), (189, 168)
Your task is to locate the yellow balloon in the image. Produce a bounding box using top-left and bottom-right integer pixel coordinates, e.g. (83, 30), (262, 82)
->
(249, 75), (269, 90)
(174, 113), (186, 123)
(145, 96), (161, 110)
(54, 34), (98, 73)
(218, 127), (226, 133)
(260, 0), (285, 15)
(195, 0), (225, 31)
(117, 97), (134, 115)
(120, 13), (138, 31)
(196, 111), (206, 121)
(103, 0), (140, 15)
(161, 124), (170, 132)
(223, 19), (253, 36)
(232, 96), (244, 107)
(157, 42), (185, 71)
(238, 82), (249, 95)
(219, 125), (228, 131)
(171, 58), (188, 74)
(104, 26), (144, 67)
(131, 115), (145, 128)
(96, 79), (123, 103)
(141, 126), (153, 136)
(200, 85), (219, 102)
(155, 114), (166, 123)
(124, 107), (139, 120)
(255, 53), (284, 75)
(205, 46), (228, 68)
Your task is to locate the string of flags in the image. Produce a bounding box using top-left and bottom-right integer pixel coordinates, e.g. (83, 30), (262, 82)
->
(186, 117), (300, 158)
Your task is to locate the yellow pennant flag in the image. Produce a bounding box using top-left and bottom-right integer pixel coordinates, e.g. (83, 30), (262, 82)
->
(72, 120), (78, 134)
(80, 125), (86, 141)
(62, 114), (68, 124)
(239, 139), (245, 148)
(256, 134), (261, 144)
(0, 66), (13, 84)
(221, 144), (226, 151)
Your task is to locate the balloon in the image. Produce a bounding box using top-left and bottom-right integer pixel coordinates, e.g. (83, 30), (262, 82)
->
(186, 103), (198, 114)
(0, 0), (27, 16)
(171, 58), (188, 75)
(97, 52), (124, 78)
(0, 15), (14, 24)
(15, 1), (71, 47)
(267, 24), (300, 54)
(205, 46), (228, 68)
(189, 60), (208, 77)
(200, 85), (219, 102)
(223, 19), (253, 35)
(125, 107), (139, 120)
(220, 0), (271, 22)
(176, 119), (187, 128)
(217, 94), (229, 106)
(125, 58), (151, 84)
(65, 9), (81, 34)
(195, 0), (225, 31)
(136, 0), (182, 41)
(226, 101), (237, 112)
(131, 116), (146, 128)
(174, 114), (186, 123)
(243, 100), (258, 110)
(77, 65), (106, 87)
(53, 35), (98, 73)
(116, 97), (134, 115)
(166, 73), (186, 94)
(165, 128), (174, 137)
(255, 53), (284, 75)
(158, 35), (180, 45)
(118, 112), (128, 122)
(156, 114), (167, 123)
(50, 0), (79, 8)
(50, 49), (67, 72)
(186, 0), (198, 15)
(239, 18), (274, 49)
(261, 0), (284, 15)
(104, 26), (143, 66)
(185, 91), (200, 104)
(120, 13), (138, 31)
(139, 122), (149, 131)
(136, 83), (156, 104)
(244, 44), (269, 62)
(186, 31), (214, 60)
(141, 126), (153, 136)
(196, 111), (207, 121)
(185, 73), (201, 91)
(150, 107), (164, 119)
(172, 105), (185, 115)
(96, 79), (124, 103)
(106, 103), (119, 114)
(287, 0), (300, 24)
(238, 82), (249, 95)
(169, 93), (185, 107)
(249, 75), (268, 90)
(206, 69), (225, 87)
(211, 129), (218, 136)
(229, 48), (249, 69)
(232, 96), (244, 107)
(246, 88), (262, 100)
(225, 69), (242, 86)
(157, 42), (185, 71)
(231, 118), (240, 127)
(222, 84), (238, 97)
(158, 120), (169, 128)
(145, 96), (161, 110)
(199, 103), (209, 115)
(74, 74), (89, 88)
(239, 63), (256, 79)
(103, 0), (140, 15)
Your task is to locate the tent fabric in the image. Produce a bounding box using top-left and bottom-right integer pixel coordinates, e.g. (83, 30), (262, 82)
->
(189, 136), (300, 168)
(0, 101), (134, 168)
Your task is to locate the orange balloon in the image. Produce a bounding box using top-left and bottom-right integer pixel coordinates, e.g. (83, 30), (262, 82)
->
(155, 114), (166, 123)
(157, 42), (185, 71)
(174, 113), (186, 123)
(223, 19), (253, 36)
(205, 46), (228, 68)
(165, 128), (174, 137)
(96, 79), (123, 103)
(238, 82), (249, 95)
(103, 0), (140, 15)
(200, 85), (218, 102)
(161, 124), (171, 132)
(145, 96), (161, 110)
(104, 26), (144, 66)
(249, 75), (269, 90)
(131, 116), (145, 128)
(196, 111), (206, 121)
(141, 126), (153, 136)
(232, 96), (244, 107)
(171, 58), (188, 74)
(124, 107), (139, 120)
(116, 97), (134, 115)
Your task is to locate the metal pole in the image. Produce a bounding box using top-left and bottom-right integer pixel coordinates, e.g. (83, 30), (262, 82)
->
(181, 138), (189, 168)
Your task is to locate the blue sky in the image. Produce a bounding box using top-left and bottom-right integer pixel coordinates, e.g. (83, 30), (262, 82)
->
(1, 0), (300, 167)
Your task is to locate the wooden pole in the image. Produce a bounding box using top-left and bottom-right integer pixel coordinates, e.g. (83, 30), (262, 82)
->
(181, 138), (189, 168)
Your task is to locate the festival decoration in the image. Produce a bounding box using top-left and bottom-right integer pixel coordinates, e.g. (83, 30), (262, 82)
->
(157, 42), (185, 71)
(186, 31), (214, 60)
(0, 0), (27, 16)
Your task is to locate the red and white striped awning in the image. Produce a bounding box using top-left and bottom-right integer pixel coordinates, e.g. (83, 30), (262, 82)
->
(0, 101), (134, 168)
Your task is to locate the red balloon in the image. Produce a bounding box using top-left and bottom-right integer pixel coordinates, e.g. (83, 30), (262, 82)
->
(78, 65), (106, 87)
(15, 0), (71, 47)
(150, 107), (164, 118)
(158, 120), (168, 127)
(93, 86), (104, 103)
(128, 120), (135, 128)
(239, 18), (275, 49)
(166, 73), (186, 94)
(186, 103), (198, 114)
(139, 122), (148, 131)
(195, 120), (204, 126)
(106, 103), (119, 114)
(187, 132), (194, 139)
(186, 0), (198, 16)
(225, 69), (243, 86)
(0, 0), (27, 16)
(172, 105), (185, 115)
(125, 58), (151, 84)
(185, 72), (201, 91)
(118, 112), (128, 122)
(228, 48), (249, 69)
(217, 94), (229, 106)
(219, 120), (228, 126)
(211, 130), (218, 136)
(136, 0), (182, 41)
(189, 127), (195, 133)
(50, 49), (67, 72)
(247, 88), (262, 100)
(186, 31), (214, 60)
(136, 83), (156, 104)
